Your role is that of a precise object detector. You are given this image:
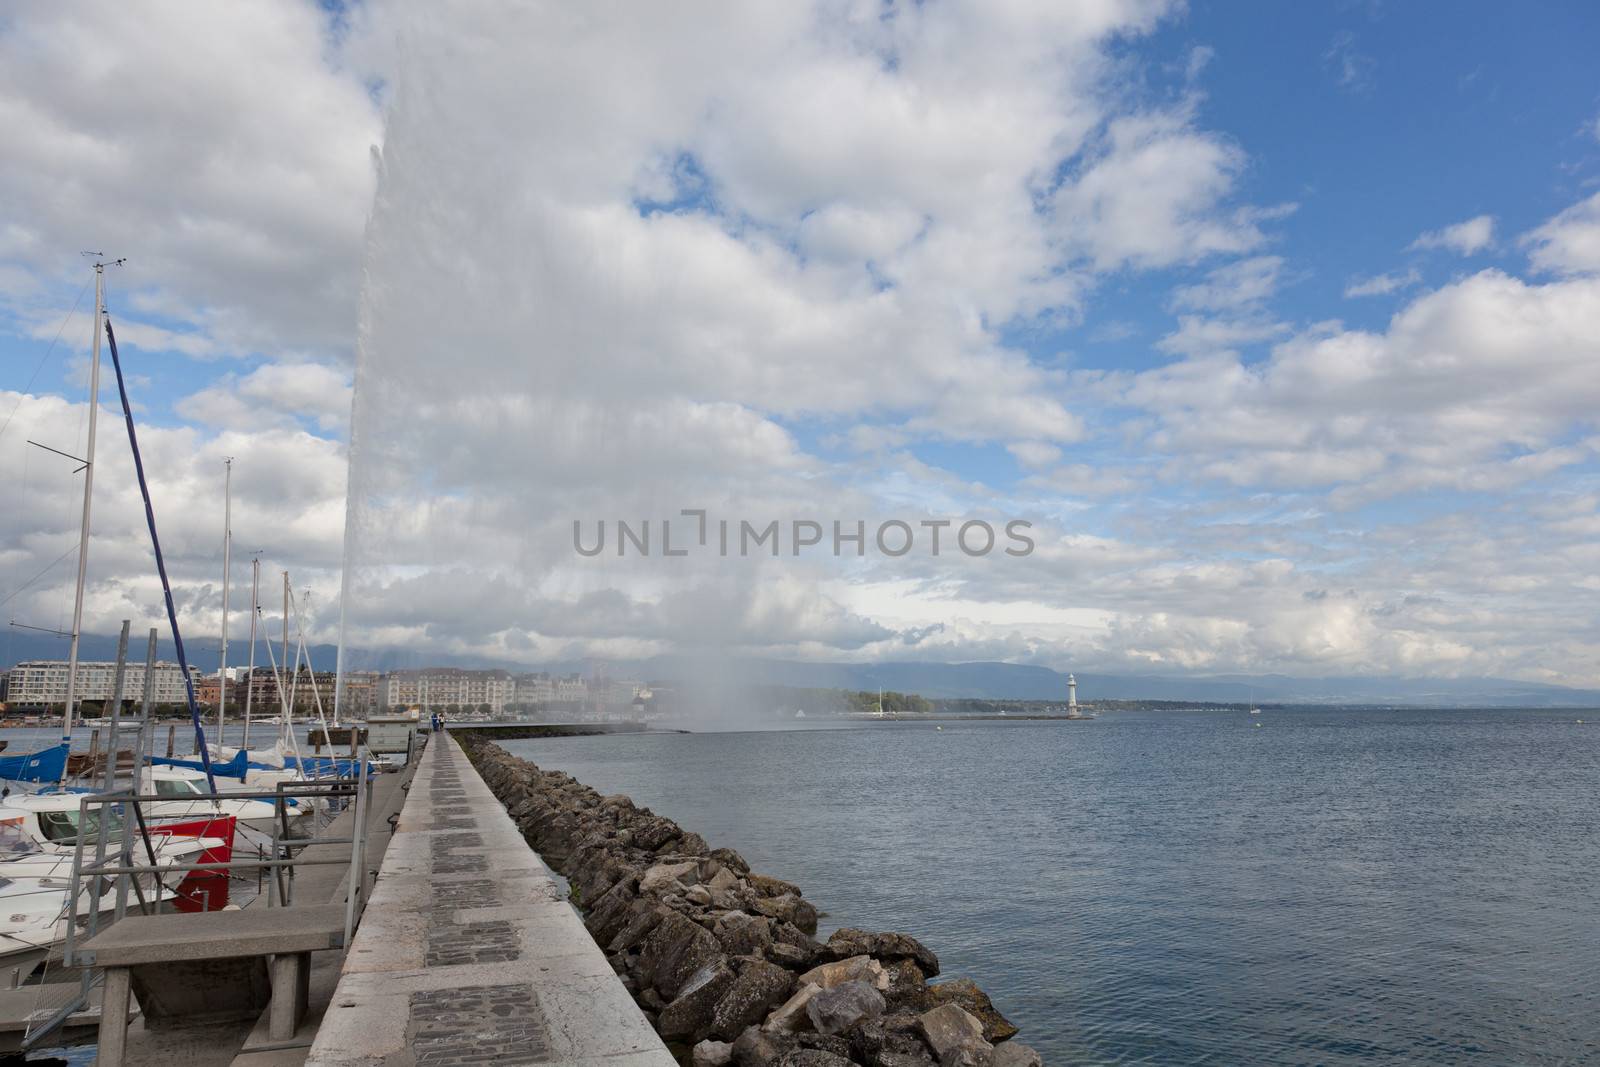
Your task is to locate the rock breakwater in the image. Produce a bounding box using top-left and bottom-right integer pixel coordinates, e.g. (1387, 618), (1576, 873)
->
(462, 738), (1043, 1067)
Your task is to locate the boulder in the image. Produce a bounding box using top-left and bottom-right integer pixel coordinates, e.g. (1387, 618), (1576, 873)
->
(805, 979), (885, 1036)
(686, 885), (714, 907)
(636, 911), (723, 998)
(797, 954), (889, 992)
(694, 1040), (737, 1067)
(881, 958), (929, 1008)
(752, 894), (811, 932)
(762, 982), (822, 1033)
(765, 942), (813, 970)
(707, 867), (743, 893)
(979, 1044), (1042, 1067)
(733, 1025), (799, 1067)
(714, 912), (774, 957)
(641, 860), (700, 894)
(710, 957), (796, 1039)
(746, 872), (802, 899)
(824, 929), (940, 977)
(659, 960), (738, 1041)
(916, 1004), (992, 1067)
(711, 846), (751, 874)
(677, 831), (711, 856)
(848, 1012), (935, 1066)
(926, 980), (1018, 1042)
(607, 900), (667, 954)
(633, 816), (683, 852)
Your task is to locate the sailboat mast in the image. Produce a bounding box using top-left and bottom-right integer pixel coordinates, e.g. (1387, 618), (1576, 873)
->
(242, 557), (259, 748)
(60, 262), (106, 754)
(282, 571), (290, 720)
(218, 457), (232, 736)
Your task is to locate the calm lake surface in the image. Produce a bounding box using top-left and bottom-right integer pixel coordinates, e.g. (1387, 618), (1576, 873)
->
(502, 708), (1599, 1065)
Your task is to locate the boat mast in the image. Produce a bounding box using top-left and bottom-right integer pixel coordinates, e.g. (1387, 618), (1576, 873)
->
(217, 456), (232, 737)
(242, 556), (260, 748)
(60, 259), (109, 762)
(282, 571), (290, 721)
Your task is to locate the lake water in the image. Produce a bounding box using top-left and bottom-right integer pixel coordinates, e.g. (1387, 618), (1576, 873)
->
(501, 708), (1599, 1065)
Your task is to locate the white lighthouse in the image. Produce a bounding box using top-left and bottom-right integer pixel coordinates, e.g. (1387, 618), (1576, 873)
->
(1067, 673), (1077, 712)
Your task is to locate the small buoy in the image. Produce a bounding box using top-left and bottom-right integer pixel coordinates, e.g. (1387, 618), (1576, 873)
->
(935, 725), (943, 731)
(1254, 722), (1262, 727)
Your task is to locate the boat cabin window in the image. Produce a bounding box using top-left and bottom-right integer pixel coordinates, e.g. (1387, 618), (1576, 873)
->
(153, 778), (205, 798)
(0, 821), (37, 855)
(37, 807), (124, 844)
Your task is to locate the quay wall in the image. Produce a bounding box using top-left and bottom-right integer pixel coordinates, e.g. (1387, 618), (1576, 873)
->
(462, 736), (1044, 1067)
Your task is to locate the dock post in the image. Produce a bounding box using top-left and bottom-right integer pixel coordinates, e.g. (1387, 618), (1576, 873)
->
(268, 952), (310, 1040)
(95, 965), (132, 1067)
(165, 725), (175, 758)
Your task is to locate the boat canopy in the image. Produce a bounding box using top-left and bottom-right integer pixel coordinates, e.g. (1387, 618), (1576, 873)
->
(0, 744), (69, 785)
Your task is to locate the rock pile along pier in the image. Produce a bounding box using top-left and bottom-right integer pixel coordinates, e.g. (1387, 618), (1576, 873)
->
(463, 738), (1044, 1067)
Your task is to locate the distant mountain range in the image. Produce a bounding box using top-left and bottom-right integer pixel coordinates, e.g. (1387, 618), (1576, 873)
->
(5, 629), (1596, 707)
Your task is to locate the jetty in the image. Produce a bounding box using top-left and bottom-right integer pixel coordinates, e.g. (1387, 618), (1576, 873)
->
(56, 730), (669, 1065)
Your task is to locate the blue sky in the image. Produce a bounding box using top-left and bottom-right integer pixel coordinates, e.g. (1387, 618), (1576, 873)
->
(3, 1), (1599, 683)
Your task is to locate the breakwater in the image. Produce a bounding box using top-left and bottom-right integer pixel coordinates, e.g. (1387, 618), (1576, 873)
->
(462, 737), (1043, 1067)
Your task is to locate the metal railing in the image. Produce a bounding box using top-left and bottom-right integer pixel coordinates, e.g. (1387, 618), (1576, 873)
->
(22, 757), (375, 1049)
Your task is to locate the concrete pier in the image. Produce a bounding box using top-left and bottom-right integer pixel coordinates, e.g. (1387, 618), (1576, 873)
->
(306, 734), (673, 1066)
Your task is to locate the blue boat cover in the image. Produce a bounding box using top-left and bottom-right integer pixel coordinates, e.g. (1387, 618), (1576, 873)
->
(0, 743), (70, 784)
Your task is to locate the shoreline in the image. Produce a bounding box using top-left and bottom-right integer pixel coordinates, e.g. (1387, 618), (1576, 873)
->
(462, 735), (1042, 1067)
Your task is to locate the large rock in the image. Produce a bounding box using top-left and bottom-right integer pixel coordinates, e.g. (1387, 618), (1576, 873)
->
(608, 900), (667, 953)
(797, 954), (890, 992)
(710, 958), (796, 1039)
(979, 1044), (1042, 1067)
(733, 1025), (799, 1067)
(752, 894), (818, 934)
(746, 872), (803, 898)
(848, 1012), (936, 1067)
(762, 982), (822, 1033)
(641, 860), (700, 894)
(805, 979), (886, 1036)
(711, 846), (751, 874)
(880, 958), (929, 1008)
(765, 942), (813, 970)
(824, 928), (940, 977)
(660, 961), (739, 1041)
(916, 1004), (992, 1067)
(636, 911), (724, 998)
(926, 980), (1019, 1042)
(714, 912), (775, 957)
(633, 816), (683, 852)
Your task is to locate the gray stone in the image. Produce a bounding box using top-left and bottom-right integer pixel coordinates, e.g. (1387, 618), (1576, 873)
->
(710, 957), (796, 1040)
(694, 1039), (736, 1067)
(734, 1025), (799, 1067)
(714, 912), (775, 957)
(797, 954), (889, 992)
(806, 979), (886, 1036)
(762, 982), (822, 1033)
(926, 979), (1019, 1042)
(641, 860), (700, 894)
(979, 1043), (1042, 1067)
(707, 867), (742, 892)
(917, 1004), (992, 1067)
(777, 1051), (853, 1067)
(766, 942), (813, 970)
(659, 960), (738, 1041)
(686, 885), (715, 906)
(752, 893), (818, 934)
(824, 928), (940, 977)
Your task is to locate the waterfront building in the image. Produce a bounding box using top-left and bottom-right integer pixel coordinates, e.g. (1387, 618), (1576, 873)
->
(240, 666), (339, 716)
(3, 660), (201, 707)
(555, 674), (588, 703)
(379, 668), (515, 712)
(512, 672), (556, 704)
(340, 671), (382, 716)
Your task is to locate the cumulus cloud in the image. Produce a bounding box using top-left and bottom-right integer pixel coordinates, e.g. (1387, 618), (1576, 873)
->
(1409, 214), (1495, 255)
(1523, 191), (1600, 276)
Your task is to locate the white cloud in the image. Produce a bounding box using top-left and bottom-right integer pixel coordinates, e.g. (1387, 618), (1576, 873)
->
(1523, 191), (1600, 276)
(1344, 267), (1420, 298)
(1408, 214), (1495, 255)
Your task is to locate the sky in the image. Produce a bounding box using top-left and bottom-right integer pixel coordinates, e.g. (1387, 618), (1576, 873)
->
(3, 1), (1600, 685)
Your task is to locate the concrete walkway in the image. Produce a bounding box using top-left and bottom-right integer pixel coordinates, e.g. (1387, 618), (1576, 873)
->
(306, 734), (674, 1067)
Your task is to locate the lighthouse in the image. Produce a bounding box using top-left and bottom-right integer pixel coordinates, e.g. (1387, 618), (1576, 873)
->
(1067, 673), (1077, 712)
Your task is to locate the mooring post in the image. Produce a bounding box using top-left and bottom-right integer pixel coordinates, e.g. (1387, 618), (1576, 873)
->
(166, 724), (176, 758)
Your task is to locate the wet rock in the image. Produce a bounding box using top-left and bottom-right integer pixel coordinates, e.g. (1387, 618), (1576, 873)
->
(710, 957), (796, 1039)
(824, 928), (940, 977)
(916, 1004), (992, 1067)
(693, 1040), (736, 1067)
(797, 954), (889, 992)
(642, 860), (700, 894)
(806, 979), (885, 1036)
(659, 960), (738, 1041)
(926, 980), (1018, 1042)
(763, 982), (822, 1033)
(979, 1043), (1042, 1067)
